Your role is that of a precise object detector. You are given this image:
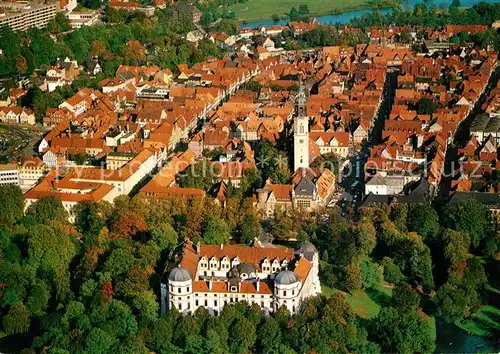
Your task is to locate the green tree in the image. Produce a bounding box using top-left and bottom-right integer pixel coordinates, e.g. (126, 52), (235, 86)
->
(75, 201), (105, 237)
(299, 4), (310, 15)
(381, 257), (403, 284)
(259, 316), (281, 352)
(3, 302), (30, 335)
(407, 204), (439, 241)
(26, 196), (68, 224)
(463, 257), (487, 290)
(27, 280), (50, 316)
(240, 167), (262, 196)
(229, 317), (257, 353)
(0, 184), (24, 226)
(444, 199), (489, 248)
(399, 29), (413, 44)
(239, 213), (260, 244)
(436, 282), (480, 323)
(289, 7), (300, 21)
(357, 222), (377, 256)
(47, 13), (71, 34)
(361, 259), (383, 289)
(442, 229), (470, 266)
(310, 152), (339, 175)
(416, 97), (437, 115)
(392, 282), (420, 314)
(132, 290), (159, 324)
(178, 161), (219, 192)
(85, 328), (116, 354)
(345, 260), (363, 292)
(216, 19), (238, 35)
(202, 215), (231, 245)
(151, 223), (178, 251)
(372, 307), (435, 353)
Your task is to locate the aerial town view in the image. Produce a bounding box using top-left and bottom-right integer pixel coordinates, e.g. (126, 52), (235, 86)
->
(0, 0), (500, 352)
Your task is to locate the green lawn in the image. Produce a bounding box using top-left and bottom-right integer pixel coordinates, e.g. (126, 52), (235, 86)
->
(455, 305), (500, 337)
(225, 0), (371, 22)
(321, 282), (437, 341)
(321, 282), (393, 319)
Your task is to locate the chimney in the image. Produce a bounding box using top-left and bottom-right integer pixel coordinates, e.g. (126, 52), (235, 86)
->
(220, 243), (224, 250)
(196, 241), (201, 255)
(208, 278), (213, 291)
(256, 278), (260, 292)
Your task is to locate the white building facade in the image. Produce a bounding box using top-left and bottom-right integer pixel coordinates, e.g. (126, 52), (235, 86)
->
(162, 240), (321, 316)
(0, 164), (19, 186)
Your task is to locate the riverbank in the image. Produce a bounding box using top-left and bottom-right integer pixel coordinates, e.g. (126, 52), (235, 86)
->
(228, 0), (372, 23)
(237, 0), (500, 28)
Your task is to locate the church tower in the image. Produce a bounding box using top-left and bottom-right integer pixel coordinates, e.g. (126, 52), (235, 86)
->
(294, 84), (309, 172)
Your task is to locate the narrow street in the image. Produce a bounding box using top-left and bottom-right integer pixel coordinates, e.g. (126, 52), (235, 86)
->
(341, 69), (398, 209)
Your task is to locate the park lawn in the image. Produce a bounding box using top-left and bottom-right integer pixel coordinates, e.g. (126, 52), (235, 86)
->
(455, 305), (500, 337)
(225, 0), (370, 22)
(321, 282), (393, 319)
(321, 282), (437, 339)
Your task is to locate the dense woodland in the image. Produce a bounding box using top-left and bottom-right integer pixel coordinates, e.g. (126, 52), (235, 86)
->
(0, 174), (498, 353)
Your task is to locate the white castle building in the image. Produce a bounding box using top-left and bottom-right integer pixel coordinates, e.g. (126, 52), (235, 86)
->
(294, 84), (310, 171)
(161, 239), (321, 316)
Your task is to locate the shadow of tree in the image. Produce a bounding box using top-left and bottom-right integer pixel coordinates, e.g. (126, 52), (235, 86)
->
(366, 288), (392, 308)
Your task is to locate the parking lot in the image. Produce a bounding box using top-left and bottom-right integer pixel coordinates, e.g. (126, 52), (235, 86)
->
(0, 124), (47, 162)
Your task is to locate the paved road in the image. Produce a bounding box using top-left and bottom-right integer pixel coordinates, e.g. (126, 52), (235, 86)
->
(340, 70), (398, 210)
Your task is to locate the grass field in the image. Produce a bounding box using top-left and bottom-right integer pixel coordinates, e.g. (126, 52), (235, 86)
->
(321, 282), (393, 319)
(454, 285), (500, 337)
(225, 0), (370, 22)
(455, 305), (500, 337)
(321, 282), (436, 341)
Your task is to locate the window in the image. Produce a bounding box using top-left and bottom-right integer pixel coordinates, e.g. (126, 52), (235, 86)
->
(297, 199), (311, 207)
(187, 287), (190, 292)
(178, 288), (181, 294)
(214, 300), (217, 306)
(205, 300), (208, 306)
(196, 300), (199, 306)
(283, 291), (287, 296)
(292, 290), (295, 296)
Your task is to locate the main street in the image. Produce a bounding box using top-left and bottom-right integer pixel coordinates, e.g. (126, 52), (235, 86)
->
(340, 70), (398, 211)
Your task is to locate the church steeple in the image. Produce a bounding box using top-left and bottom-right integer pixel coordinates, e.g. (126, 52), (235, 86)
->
(295, 81), (307, 117)
(293, 81), (309, 172)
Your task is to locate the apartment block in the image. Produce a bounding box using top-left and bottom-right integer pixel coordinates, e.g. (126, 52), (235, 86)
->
(0, 1), (59, 32)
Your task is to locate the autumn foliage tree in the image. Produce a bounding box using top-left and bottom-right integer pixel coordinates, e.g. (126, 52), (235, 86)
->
(110, 212), (148, 240)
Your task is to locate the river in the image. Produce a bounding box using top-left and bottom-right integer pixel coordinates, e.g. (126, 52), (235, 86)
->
(240, 0), (500, 28)
(435, 320), (500, 353)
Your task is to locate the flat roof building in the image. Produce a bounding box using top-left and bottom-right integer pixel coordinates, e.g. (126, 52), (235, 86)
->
(0, 1), (59, 32)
